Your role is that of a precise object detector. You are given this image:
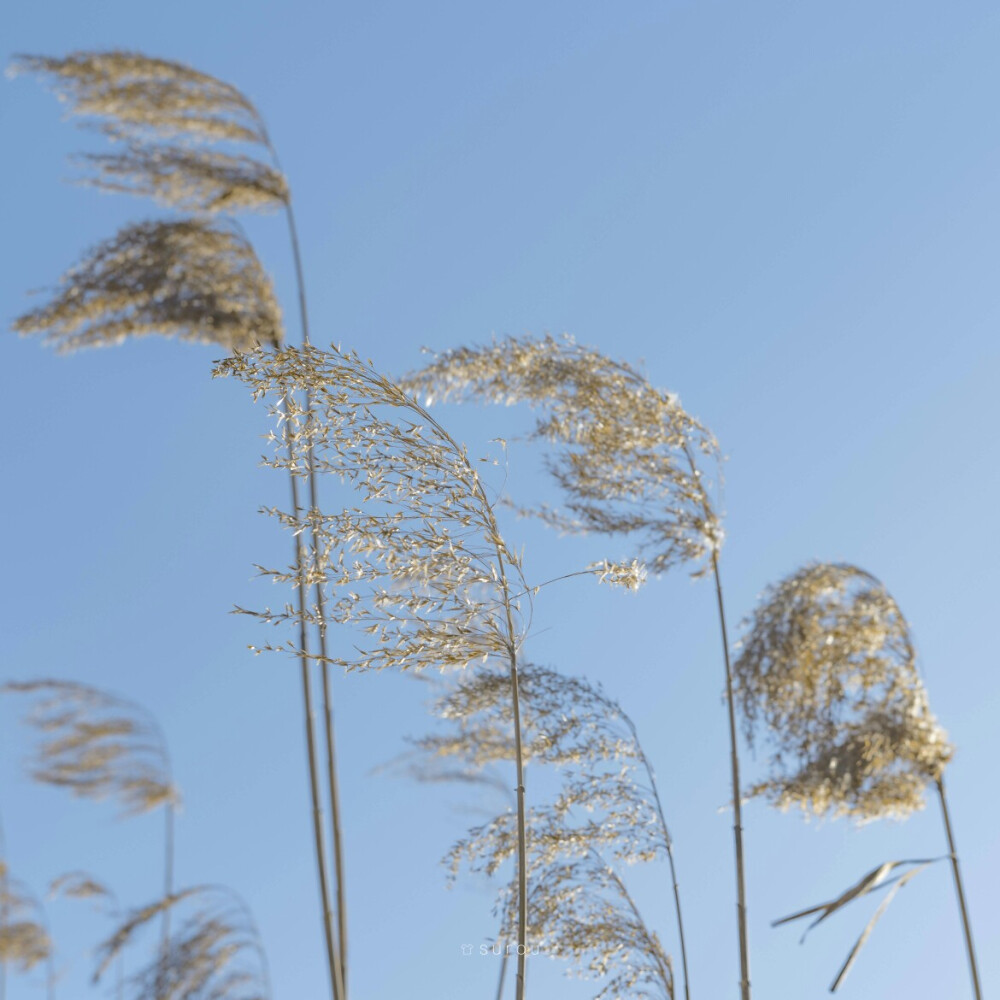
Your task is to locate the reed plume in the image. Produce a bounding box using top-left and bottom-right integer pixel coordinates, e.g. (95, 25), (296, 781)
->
(3, 679), (180, 989)
(405, 333), (749, 999)
(94, 886), (271, 1000)
(734, 562), (980, 997)
(12, 219), (282, 353)
(0, 854), (52, 1000)
(409, 662), (683, 999)
(14, 51), (346, 999)
(216, 342), (535, 999)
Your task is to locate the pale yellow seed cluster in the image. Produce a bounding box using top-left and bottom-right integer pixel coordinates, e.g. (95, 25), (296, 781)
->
(3, 680), (178, 816)
(590, 559), (648, 591)
(734, 563), (953, 822)
(402, 334), (722, 576)
(12, 51), (288, 353)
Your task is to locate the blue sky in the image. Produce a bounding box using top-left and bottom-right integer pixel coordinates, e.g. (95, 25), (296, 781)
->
(1, 2), (998, 998)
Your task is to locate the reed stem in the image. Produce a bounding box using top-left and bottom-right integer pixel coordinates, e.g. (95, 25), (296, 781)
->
(285, 398), (344, 1000)
(711, 552), (751, 1000)
(936, 777), (982, 1000)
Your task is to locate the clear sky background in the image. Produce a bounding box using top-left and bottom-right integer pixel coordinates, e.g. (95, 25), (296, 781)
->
(2, 3), (998, 999)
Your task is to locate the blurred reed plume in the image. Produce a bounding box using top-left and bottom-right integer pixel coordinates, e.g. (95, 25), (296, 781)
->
(12, 218), (281, 353)
(215, 343), (534, 999)
(405, 334), (750, 1000)
(2, 679), (177, 814)
(94, 886), (271, 1000)
(407, 663), (683, 1000)
(13, 50), (346, 1000)
(0, 845), (53, 1000)
(735, 562), (981, 998)
(3, 679), (179, 989)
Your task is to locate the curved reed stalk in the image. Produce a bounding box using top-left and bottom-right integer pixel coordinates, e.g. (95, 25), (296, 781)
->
(12, 51), (347, 999)
(216, 343), (534, 999)
(404, 334), (745, 998)
(734, 562), (980, 997)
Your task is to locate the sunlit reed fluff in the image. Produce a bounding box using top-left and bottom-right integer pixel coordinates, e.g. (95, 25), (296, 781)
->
(411, 663), (683, 1000)
(12, 219), (283, 353)
(733, 563), (951, 821)
(215, 343), (533, 999)
(735, 562), (981, 999)
(403, 334), (722, 574)
(94, 887), (271, 1000)
(405, 334), (748, 999)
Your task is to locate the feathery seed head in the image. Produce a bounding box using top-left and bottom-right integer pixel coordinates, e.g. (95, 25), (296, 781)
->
(734, 562), (953, 821)
(402, 334), (722, 575)
(12, 219), (283, 353)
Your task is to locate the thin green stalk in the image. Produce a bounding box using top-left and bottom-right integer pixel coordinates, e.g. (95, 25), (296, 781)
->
(710, 551), (752, 1000)
(936, 777), (982, 1000)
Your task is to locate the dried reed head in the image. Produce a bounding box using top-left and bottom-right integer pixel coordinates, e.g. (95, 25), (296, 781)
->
(733, 562), (953, 820)
(3, 680), (178, 816)
(12, 219), (283, 353)
(11, 51), (269, 146)
(0, 861), (51, 976)
(95, 886), (270, 1000)
(77, 145), (289, 213)
(216, 344), (526, 674)
(11, 51), (288, 215)
(403, 334), (722, 575)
